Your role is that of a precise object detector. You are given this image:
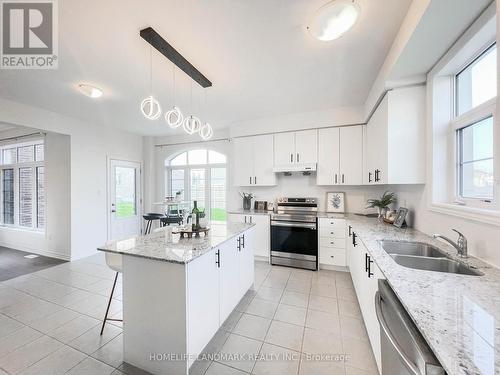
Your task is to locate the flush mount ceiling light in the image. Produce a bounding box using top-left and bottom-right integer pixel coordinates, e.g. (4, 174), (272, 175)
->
(78, 84), (103, 98)
(307, 0), (360, 41)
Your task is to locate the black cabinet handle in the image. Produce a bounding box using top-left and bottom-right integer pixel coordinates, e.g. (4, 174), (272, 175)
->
(365, 253), (369, 272)
(237, 237), (241, 251)
(335, 174), (338, 184)
(249, 176), (252, 185)
(297, 153), (300, 162)
(342, 174), (345, 184)
(368, 172), (372, 183)
(348, 225), (352, 237)
(352, 232), (357, 247)
(291, 153), (293, 163)
(216, 250), (220, 268)
(254, 176), (257, 185)
(241, 234), (245, 249)
(375, 169), (380, 182)
(368, 256), (374, 278)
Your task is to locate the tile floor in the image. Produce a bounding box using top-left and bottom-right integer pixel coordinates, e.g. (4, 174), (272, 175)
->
(0, 254), (377, 375)
(0, 247), (66, 282)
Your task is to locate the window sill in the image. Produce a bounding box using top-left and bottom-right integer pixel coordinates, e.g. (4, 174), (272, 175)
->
(0, 225), (45, 235)
(429, 202), (500, 227)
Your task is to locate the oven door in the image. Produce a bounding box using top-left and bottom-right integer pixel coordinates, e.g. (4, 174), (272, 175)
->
(270, 221), (318, 260)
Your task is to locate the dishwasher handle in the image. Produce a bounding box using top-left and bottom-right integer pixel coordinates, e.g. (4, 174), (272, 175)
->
(375, 291), (421, 375)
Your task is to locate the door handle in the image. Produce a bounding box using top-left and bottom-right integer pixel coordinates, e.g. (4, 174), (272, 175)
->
(241, 234), (245, 248)
(352, 232), (357, 247)
(348, 225), (352, 237)
(216, 250), (220, 268)
(342, 174), (345, 184)
(368, 172), (372, 183)
(335, 174), (337, 184)
(237, 237), (241, 251)
(365, 253), (369, 272)
(368, 257), (374, 278)
(291, 153), (293, 163)
(297, 153), (299, 162)
(254, 176), (257, 185)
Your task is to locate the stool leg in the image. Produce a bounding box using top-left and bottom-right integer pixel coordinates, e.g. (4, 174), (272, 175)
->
(100, 272), (119, 336)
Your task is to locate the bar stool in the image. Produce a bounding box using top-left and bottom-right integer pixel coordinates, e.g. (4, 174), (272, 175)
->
(143, 213), (166, 234)
(101, 252), (122, 335)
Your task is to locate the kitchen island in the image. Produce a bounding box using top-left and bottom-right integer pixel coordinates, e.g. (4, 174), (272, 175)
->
(98, 222), (256, 375)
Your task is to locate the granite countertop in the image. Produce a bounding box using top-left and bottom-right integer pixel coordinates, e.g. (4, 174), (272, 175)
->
(227, 208), (273, 216)
(346, 214), (500, 375)
(97, 222), (255, 264)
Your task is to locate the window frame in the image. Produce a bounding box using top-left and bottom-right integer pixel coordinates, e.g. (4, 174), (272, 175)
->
(0, 139), (45, 231)
(165, 150), (227, 222)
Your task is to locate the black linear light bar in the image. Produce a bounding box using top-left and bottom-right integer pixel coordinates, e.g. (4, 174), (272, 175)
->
(140, 27), (212, 88)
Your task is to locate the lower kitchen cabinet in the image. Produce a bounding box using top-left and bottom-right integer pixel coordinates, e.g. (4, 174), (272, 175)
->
(348, 226), (385, 374)
(228, 213), (270, 259)
(318, 217), (346, 267)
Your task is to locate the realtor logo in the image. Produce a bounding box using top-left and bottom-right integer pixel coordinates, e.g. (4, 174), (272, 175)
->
(1, 0), (58, 69)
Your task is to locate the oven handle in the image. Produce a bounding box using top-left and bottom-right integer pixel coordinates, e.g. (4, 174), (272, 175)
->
(271, 222), (317, 229)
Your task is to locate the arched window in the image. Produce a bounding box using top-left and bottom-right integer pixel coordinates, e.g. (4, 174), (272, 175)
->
(166, 149), (227, 221)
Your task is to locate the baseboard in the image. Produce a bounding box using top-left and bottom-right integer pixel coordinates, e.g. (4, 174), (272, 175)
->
(0, 240), (70, 261)
(254, 255), (270, 262)
(319, 263), (349, 272)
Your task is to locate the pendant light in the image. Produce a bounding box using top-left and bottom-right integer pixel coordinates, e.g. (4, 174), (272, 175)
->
(183, 82), (201, 134)
(200, 90), (213, 140)
(165, 66), (184, 128)
(141, 46), (161, 120)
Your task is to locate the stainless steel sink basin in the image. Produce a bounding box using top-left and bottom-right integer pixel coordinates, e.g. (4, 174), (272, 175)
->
(379, 240), (483, 276)
(391, 255), (483, 276)
(380, 240), (445, 258)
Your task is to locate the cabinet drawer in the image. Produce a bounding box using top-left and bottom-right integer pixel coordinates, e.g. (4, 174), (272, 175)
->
(319, 227), (345, 239)
(320, 248), (346, 266)
(320, 237), (346, 249)
(319, 218), (346, 229)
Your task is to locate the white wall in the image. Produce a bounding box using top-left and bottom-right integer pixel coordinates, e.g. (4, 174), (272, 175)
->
(0, 98), (143, 260)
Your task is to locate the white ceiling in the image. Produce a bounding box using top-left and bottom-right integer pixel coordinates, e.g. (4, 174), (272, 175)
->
(0, 0), (411, 136)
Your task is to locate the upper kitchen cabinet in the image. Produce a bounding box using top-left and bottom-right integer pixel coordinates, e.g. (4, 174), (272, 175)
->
(317, 125), (363, 185)
(364, 86), (426, 185)
(274, 129), (318, 166)
(232, 134), (276, 186)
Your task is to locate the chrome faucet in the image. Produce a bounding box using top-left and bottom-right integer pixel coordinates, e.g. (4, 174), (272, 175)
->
(433, 229), (468, 258)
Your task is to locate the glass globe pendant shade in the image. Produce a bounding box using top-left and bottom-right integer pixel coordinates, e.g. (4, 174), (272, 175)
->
(165, 106), (184, 128)
(183, 115), (202, 135)
(200, 123), (213, 141)
(140, 96), (162, 120)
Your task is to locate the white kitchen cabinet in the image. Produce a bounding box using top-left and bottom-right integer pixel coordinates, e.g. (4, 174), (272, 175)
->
(318, 217), (346, 267)
(317, 125), (363, 185)
(228, 213), (270, 259)
(238, 226), (255, 295)
(218, 237), (241, 323)
(364, 86), (426, 185)
(232, 134), (276, 186)
(274, 130), (318, 166)
(348, 227), (384, 373)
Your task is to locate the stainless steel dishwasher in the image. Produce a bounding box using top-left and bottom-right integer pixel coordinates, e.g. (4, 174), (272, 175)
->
(375, 280), (445, 375)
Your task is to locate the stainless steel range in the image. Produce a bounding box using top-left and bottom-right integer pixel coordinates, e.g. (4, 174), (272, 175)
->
(270, 197), (318, 270)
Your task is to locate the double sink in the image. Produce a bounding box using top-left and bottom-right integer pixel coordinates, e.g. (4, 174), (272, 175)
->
(379, 240), (483, 276)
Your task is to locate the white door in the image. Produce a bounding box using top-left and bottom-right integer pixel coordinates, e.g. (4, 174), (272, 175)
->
(295, 129), (318, 163)
(109, 159), (141, 240)
(339, 126), (363, 185)
(317, 128), (340, 185)
(274, 132), (296, 165)
(253, 134), (276, 186)
(232, 137), (254, 186)
(250, 215), (270, 258)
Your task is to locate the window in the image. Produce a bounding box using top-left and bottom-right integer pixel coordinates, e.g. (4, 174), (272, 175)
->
(0, 140), (45, 230)
(452, 43), (497, 207)
(456, 44), (497, 116)
(457, 117), (494, 199)
(166, 150), (227, 221)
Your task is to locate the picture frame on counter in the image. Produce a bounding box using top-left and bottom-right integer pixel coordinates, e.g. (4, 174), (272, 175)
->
(393, 207), (408, 228)
(326, 192), (345, 213)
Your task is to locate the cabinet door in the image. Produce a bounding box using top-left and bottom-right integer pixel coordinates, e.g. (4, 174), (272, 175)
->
(249, 215), (270, 258)
(253, 135), (276, 186)
(239, 228), (255, 295)
(366, 95), (388, 185)
(219, 238), (241, 323)
(232, 137), (254, 186)
(317, 128), (340, 185)
(295, 129), (318, 163)
(274, 132), (295, 166)
(363, 259), (383, 373)
(187, 248), (220, 358)
(339, 126), (363, 185)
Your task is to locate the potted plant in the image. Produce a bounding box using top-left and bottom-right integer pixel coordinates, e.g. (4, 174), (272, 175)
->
(239, 192), (255, 211)
(366, 191), (396, 219)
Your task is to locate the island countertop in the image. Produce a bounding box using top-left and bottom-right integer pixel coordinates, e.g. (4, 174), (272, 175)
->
(97, 222), (255, 264)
